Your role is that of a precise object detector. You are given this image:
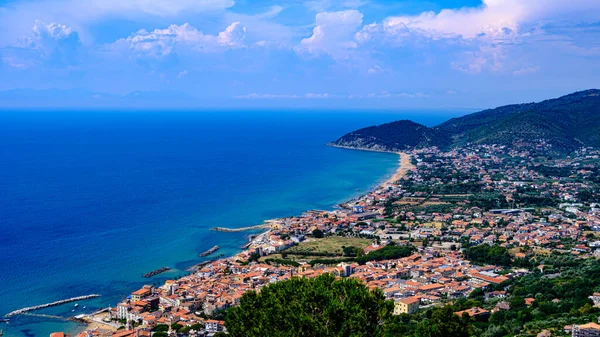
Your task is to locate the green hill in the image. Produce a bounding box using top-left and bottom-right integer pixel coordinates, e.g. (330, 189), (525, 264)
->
(332, 89), (600, 153)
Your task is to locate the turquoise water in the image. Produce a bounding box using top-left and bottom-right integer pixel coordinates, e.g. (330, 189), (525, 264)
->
(0, 110), (464, 337)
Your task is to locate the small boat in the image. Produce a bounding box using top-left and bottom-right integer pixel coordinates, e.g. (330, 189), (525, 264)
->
(83, 306), (86, 309)
(71, 310), (75, 312)
(74, 304), (79, 307)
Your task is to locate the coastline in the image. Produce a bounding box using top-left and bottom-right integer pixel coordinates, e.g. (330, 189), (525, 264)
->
(327, 143), (415, 187)
(381, 152), (415, 187)
(77, 145), (407, 335)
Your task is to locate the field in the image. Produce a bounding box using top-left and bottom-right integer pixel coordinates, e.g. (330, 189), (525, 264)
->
(259, 236), (372, 263)
(286, 236), (372, 255)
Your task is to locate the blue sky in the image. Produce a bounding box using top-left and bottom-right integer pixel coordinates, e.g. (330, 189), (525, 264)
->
(0, 0), (599, 108)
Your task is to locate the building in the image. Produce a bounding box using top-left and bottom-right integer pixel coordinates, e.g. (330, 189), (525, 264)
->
(393, 297), (420, 315)
(205, 320), (226, 334)
(572, 322), (600, 337)
(454, 307), (490, 322)
(352, 205), (365, 213)
(589, 293), (600, 308)
(131, 286), (152, 302)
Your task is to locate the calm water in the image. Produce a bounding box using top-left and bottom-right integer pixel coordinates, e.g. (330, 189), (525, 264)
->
(0, 109), (464, 337)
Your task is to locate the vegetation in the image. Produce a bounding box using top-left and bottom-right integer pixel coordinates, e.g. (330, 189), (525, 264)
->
(463, 244), (512, 266)
(333, 89), (600, 154)
(225, 274), (393, 337)
(312, 228), (324, 238)
(355, 245), (415, 264)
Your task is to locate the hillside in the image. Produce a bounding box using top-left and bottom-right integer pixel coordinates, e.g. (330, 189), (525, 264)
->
(332, 89), (600, 153)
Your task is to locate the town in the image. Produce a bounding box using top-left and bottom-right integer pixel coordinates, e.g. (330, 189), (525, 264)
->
(70, 143), (600, 337)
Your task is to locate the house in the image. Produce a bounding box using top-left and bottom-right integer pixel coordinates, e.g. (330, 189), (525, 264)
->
(454, 307), (490, 322)
(572, 322), (600, 337)
(589, 293), (600, 308)
(393, 297), (420, 315)
(205, 320), (226, 334)
(131, 286), (152, 302)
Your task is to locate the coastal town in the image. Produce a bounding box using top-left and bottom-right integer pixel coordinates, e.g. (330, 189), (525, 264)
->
(24, 143), (600, 337)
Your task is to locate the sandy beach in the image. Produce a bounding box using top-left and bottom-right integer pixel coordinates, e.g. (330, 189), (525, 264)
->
(80, 312), (118, 336)
(381, 152), (415, 187)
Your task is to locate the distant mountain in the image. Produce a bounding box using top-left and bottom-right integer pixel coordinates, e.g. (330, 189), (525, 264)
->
(0, 88), (197, 108)
(332, 89), (600, 153)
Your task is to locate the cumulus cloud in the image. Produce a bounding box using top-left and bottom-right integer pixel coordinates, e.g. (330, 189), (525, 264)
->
(354, 0), (600, 74)
(380, 0), (600, 41)
(1, 20), (81, 68)
(298, 10), (363, 59)
(112, 22), (247, 57)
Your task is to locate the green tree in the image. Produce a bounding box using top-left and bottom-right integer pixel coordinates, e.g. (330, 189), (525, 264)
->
(413, 306), (471, 337)
(312, 228), (325, 238)
(152, 324), (169, 332)
(225, 274), (393, 337)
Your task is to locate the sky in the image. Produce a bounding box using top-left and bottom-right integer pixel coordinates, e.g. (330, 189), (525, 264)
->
(0, 0), (599, 109)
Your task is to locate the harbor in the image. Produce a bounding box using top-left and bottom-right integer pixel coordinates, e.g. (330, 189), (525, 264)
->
(4, 294), (100, 318)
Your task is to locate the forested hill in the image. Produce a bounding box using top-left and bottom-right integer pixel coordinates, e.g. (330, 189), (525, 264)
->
(332, 89), (600, 153)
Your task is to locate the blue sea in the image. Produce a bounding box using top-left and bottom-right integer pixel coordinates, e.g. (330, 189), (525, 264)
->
(0, 109), (465, 337)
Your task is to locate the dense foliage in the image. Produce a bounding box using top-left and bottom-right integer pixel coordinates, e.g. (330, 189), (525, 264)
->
(333, 89), (600, 153)
(384, 306), (472, 337)
(354, 245), (415, 264)
(463, 244), (512, 266)
(225, 274), (393, 337)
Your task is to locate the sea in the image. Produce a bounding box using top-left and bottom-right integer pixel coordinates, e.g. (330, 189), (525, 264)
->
(0, 109), (467, 337)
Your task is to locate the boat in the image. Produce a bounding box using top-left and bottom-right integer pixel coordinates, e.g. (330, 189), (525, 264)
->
(83, 306), (86, 309)
(74, 304), (79, 307)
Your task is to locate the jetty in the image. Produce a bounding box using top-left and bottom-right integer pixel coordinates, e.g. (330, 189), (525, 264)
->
(210, 224), (270, 232)
(187, 259), (217, 272)
(5, 294), (100, 318)
(199, 245), (220, 257)
(143, 267), (171, 278)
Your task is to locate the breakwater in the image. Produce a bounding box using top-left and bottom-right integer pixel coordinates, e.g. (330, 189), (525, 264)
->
(5, 294), (100, 317)
(143, 267), (171, 278)
(210, 224), (270, 232)
(199, 245), (220, 257)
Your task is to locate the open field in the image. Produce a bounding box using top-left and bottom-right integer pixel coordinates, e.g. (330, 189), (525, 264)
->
(259, 237), (373, 264)
(285, 236), (372, 255)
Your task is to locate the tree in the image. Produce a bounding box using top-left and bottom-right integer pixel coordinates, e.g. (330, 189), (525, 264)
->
(312, 228), (324, 238)
(414, 306), (471, 337)
(152, 324), (169, 332)
(225, 274), (393, 337)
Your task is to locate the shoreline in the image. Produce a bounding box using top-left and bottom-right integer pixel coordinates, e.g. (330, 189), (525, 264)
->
(75, 145), (407, 336)
(381, 152), (415, 187)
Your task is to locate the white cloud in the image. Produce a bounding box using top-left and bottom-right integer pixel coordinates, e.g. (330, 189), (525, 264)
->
(1, 20), (81, 68)
(177, 70), (189, 78)
(217, 22), (247, 47)
(112, 22), (247, 57)
(380, 0), (600, 41)
(298, 10), (363, 59)
(367, 64), (384, 74)
(512, 66), (540, 76)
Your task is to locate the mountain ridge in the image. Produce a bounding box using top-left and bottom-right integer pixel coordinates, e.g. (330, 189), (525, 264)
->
(332, 89), (600, 154)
